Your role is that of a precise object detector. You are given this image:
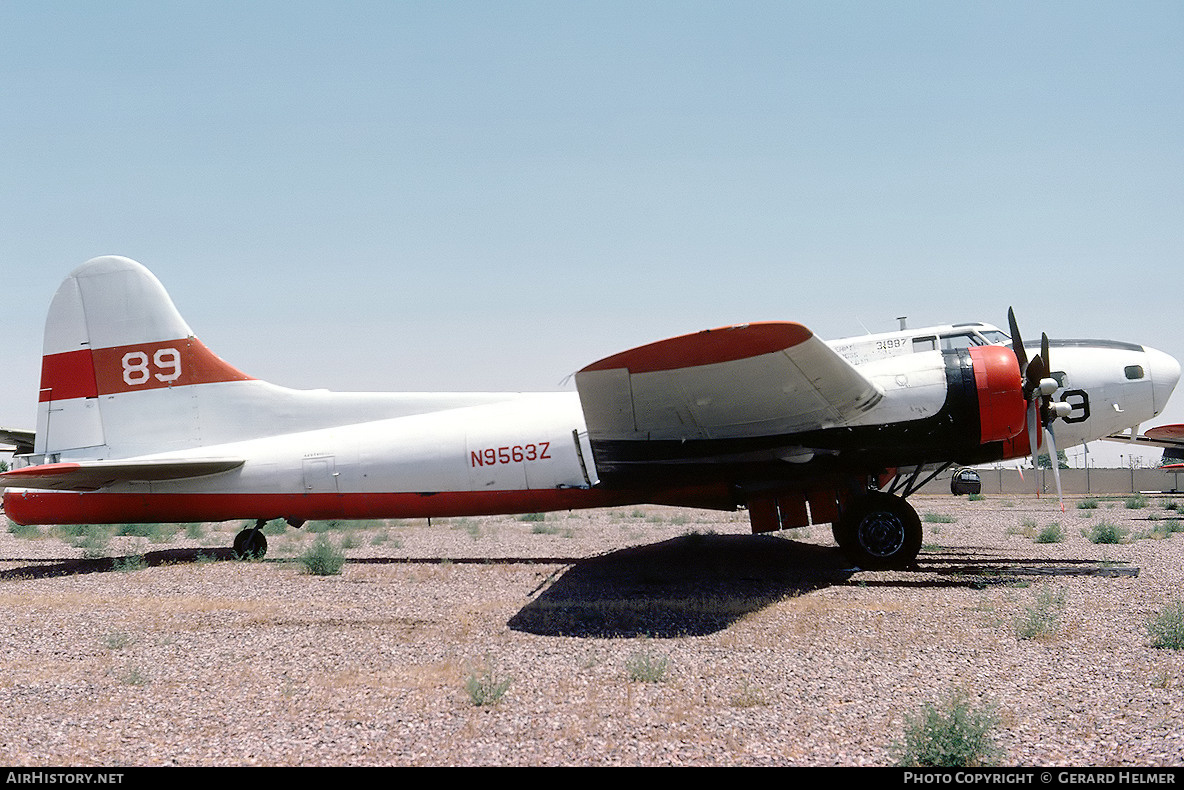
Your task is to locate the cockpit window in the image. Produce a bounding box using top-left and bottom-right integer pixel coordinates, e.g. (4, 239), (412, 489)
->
(940, 333), (977, 351)
(1125, 365), (1145, 380)
(979, 330), (1010, 345)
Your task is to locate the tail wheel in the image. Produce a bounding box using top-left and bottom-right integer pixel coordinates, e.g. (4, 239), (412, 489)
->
(836, 491), (921, 570)
(233, 524), (268, 560)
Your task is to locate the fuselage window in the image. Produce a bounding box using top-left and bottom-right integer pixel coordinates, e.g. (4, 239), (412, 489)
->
(913, 336), (937, 353)
(1125, 365), (1145, 380)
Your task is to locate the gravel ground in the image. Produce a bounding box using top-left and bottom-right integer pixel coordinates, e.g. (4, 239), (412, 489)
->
(1, 493), (1182, 767)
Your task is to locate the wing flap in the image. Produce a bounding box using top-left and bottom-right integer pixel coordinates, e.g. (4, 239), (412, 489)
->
(0, 457), (245, 491)
(575, 322), (882, 444)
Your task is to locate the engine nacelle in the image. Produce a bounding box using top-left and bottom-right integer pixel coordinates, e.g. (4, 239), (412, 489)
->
(966, 345), (1027, 445)
(940, 344), (1033, 464)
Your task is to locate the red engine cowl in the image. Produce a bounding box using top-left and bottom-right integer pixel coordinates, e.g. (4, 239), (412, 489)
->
(967, 344), (1032, 457)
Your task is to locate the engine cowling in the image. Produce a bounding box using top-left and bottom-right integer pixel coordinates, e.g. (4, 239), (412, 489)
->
(966, 345), (1027, 444)
(958, 344), (1032, 462)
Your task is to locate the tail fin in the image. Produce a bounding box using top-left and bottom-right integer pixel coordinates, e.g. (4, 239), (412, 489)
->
(35, 256), (500, 463)
(37, 256), (253, 460)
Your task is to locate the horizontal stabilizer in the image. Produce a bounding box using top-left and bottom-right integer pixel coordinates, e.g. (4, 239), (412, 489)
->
(0, 457), (245, 491)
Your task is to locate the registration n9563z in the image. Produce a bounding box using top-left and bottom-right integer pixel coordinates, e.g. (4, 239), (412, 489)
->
(470, 443), (551, 467)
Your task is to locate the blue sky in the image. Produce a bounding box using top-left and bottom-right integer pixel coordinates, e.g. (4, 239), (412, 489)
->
(2, 2), (1181, 466)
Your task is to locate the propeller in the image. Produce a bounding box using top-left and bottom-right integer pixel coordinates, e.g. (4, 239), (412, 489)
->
(1008, 308), (1069, 511)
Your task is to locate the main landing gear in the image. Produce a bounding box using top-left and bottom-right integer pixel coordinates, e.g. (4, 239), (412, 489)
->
(233, 519), (268, 560)
(832, 491), (922, 570)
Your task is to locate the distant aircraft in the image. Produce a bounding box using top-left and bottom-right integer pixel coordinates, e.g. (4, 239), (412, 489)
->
(1105, 424), (1184, 468)
(1, 256), (1179, 568)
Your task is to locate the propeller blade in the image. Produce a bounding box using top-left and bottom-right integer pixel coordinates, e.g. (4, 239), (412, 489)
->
(1028, 400), (1041, 496)
(1008, 307), (1028, 370)
(1026, 354), (1048, 394)
(1009, 308), (1062, 509)
(1045, 425), (1064, 512)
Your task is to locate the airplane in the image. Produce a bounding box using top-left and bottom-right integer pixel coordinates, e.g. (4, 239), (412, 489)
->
(1104, 424), (1184, 468)
(0, 256), (1179, 570)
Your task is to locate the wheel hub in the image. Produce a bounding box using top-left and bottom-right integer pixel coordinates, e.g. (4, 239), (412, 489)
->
(857, 510), (906, 558)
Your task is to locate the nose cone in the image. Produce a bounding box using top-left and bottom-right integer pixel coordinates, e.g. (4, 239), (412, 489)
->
(1145, 346), (1181, 416)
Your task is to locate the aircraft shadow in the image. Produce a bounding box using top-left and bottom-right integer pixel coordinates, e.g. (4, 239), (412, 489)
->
(505, 537), (1140, 638)
(887, 550), (1139, 589)
(507, 533), (856, 639)
(0, 540), (1133, 638)
(0, 548), (239, 580)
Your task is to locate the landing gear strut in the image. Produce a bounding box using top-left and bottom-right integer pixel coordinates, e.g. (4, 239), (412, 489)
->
(833, 491), (921, 570)
(233, 519), (268, 560)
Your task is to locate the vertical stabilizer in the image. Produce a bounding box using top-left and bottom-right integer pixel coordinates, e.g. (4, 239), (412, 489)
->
(36, 256), (252, 460)
(34, 256), (519, 464)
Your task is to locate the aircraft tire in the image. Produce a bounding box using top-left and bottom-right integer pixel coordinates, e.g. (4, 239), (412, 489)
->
(233, 528), (268, 560)
(836, 492), (921, 570)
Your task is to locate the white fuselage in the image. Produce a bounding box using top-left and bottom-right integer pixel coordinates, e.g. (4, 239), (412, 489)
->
(5, 320), (1178, 526)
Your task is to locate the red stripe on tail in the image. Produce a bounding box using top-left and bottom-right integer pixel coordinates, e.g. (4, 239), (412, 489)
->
(40, 338), (252, 402)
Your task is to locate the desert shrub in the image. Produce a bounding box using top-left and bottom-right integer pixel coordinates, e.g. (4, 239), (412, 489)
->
(1137, 520), (1184, 541)
(1034, 523), (1065, 544)
(113, 555), (147, 573)
(1077, 499), (1099, 510)
(891, 690), (1002, 767)
(116, 664), (150, 686)
(465, 668), (511, 706)
(729, 680), (768, 708)
(7, 522), (39, 539)
(117, 523), (180, 542)
(1014, 587), (1066, 640)
(1088, 521), (1126, 544)
(626, 647), (670, 683)
(1148, 601), (1184, 650)
(1126, 494), (1149, 509)
(103, 632), (134, 650)
(299, 536), (345, 576)
(261, 520), (288, 536)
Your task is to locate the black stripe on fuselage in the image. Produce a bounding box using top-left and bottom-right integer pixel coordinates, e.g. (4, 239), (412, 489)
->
(589, 349), (1016, 489)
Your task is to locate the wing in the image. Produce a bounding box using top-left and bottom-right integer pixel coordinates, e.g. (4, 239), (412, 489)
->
(0, 428), (35, 456)
(0, 458), (244, 491)
(574, 322), (883, 480)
